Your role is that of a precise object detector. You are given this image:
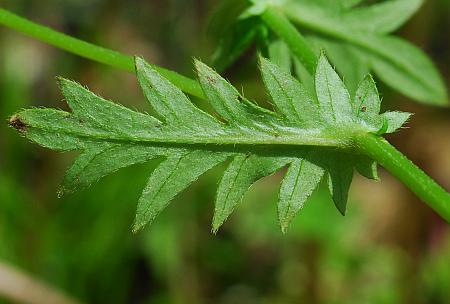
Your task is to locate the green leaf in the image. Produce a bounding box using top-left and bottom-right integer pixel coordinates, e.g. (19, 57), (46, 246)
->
(355, 155), (379, 180)
(309, 36), (369, 96)
(10, 55), (410, 232)
(210, 17), (261, 72)
(293, 57), (315, 96)
(260, 56), (320, 125)
(268, 39), (292, 73)
(315, 54), (353, 123)
(354, 74), (384, 132)
(340, 0), (363, 9)
(60, 144), (165, 195)
(134, 151), (230, 232)
(136, 58), (219, 127)
(277, 0), (448, 105)
(278, 158), (324, 233)
(195, 59), (278, 128)
(382, 111), (412, 133)
(326, 154), (354, 215)
(212, 154), (291, 233)
(342, 0), (423, 34)
(366, 36), (447, 106)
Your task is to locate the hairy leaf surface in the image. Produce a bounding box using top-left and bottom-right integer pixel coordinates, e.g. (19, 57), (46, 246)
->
(9, 55), (410, 232)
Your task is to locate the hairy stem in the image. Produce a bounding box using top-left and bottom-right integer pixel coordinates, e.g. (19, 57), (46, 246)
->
(261, 8), (317, 75)
(0, 8), (205, 99)
(357, 134), (450, 222)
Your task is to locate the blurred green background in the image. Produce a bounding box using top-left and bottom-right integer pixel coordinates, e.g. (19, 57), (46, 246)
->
(0, 0), (449, 303)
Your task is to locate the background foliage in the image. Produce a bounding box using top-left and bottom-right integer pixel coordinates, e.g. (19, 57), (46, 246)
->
(0, 0), (449, 303)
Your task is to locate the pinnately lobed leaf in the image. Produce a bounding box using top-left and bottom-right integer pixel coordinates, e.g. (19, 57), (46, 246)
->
(9, 54), (410, 233)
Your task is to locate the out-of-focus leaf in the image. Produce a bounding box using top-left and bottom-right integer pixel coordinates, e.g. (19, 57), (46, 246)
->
(211, 17), (262, 72)
(268, 39), (292, 73)
(276, 0), (448, 105)
(342, 0), (423, 33)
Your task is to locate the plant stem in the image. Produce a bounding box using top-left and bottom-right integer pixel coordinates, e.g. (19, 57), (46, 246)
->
(356, 133), (450, 222)
(261, 8), (317, 75)
(0, 8), (205, 99)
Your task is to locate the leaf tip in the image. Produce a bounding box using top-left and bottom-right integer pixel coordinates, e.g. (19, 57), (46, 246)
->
(257, 54), (269, 66)
(317, 50), (328, 64)
(336, 206), (346, 216)
(8, 114), (28, 134)
(134, 56), (147, 73)
(55, 76), (72, 89)
(132, 220), (145, 234)
(193, 57), (204, 69)
(211, 214), (226, 235)
(194, 59), (213, 78)
(362, 73), (376, 85)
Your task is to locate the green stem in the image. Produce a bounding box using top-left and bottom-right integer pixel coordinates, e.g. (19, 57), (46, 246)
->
(0, 8), (205, 99)
(357, 134), (450, 222)
(261, 8), (317, 75)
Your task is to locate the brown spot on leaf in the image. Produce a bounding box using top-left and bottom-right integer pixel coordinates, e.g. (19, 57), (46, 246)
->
(205, 75), (216, 84)
(9, 115), (28, 133)
(361, 106), (367, 112)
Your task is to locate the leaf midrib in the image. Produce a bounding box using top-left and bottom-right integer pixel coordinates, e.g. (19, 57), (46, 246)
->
(33, 125), (350, 147)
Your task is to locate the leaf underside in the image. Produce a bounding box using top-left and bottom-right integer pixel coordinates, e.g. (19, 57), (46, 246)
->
(9, 54), (410, 233)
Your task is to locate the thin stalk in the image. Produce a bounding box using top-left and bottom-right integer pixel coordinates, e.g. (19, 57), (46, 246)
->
(356, 133), (450, 222)
(261, 8), (317, 75)
(0, 8), (205, 99)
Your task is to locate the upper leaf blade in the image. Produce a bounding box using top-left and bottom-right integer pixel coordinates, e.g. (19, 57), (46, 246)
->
(315, 54), (353, 123)
(58, 77), (162, 134)
(260, 56), (321, 125)
(212, 154), (291, 233)
(59, 144), (171, 195)
(136, 57), (220, 128)
(354, 75), (384, 131)
(195, 59), (275, 128)
(382, 111), (412, 133)
(342, 0), (423, 34)
(133, 151), (230, 232)
(326, 154), (354, 215)
(278, 157), (324, 233)
(310, 36), (369, 97)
